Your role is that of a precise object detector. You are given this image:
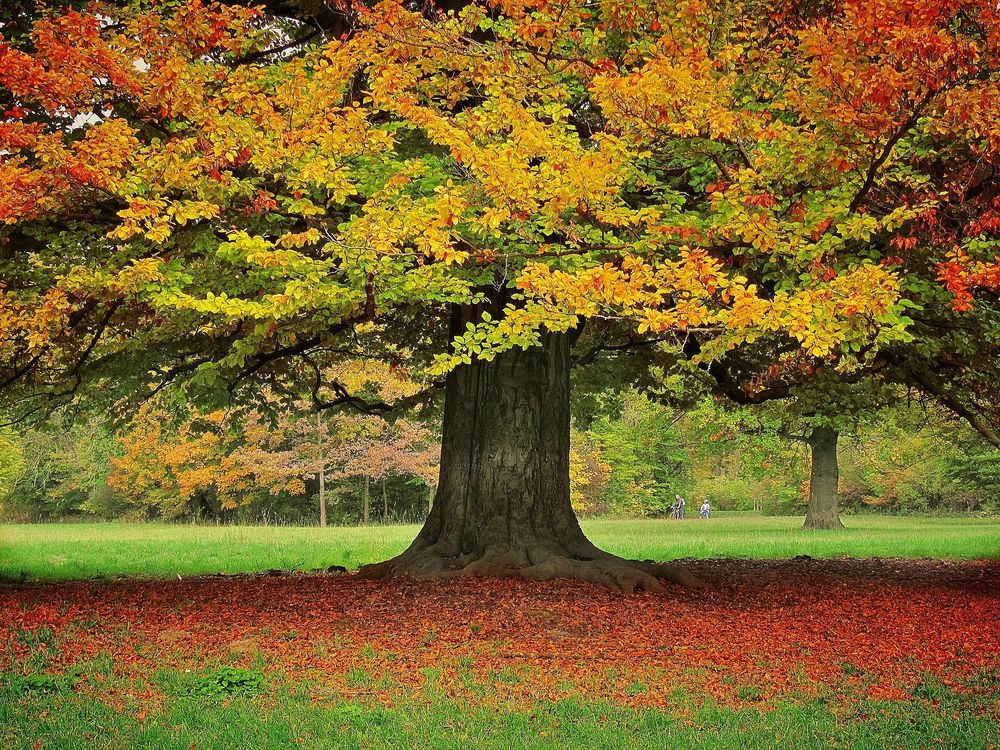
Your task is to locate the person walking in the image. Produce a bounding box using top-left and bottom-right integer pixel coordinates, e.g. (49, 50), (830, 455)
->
(675, 494), (686, 519)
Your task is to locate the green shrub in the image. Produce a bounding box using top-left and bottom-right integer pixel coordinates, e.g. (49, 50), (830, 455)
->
(3, 670), (78, 695)
(690, 477), (755, 511)
(186, 666), (264, 698)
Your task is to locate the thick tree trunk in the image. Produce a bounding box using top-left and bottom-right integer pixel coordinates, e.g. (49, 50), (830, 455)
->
(803, 426), (844, 530)
(360, 309), (701, 592)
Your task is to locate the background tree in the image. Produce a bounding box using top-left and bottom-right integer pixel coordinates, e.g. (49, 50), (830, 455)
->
(839, 404), (985, 513)
(2, 391), (995, 522)
(109, 398), (439, 523)
(0, 426), (22, 505)
(575, 390), (687, 517)
(2, 414), (122, 520)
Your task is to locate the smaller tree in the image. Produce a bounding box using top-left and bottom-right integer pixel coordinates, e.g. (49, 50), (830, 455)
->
(582, 390), (688, 517)
(0, 427), (22, 505)
(4, 415), (122, 520)
(111, 395), (439, 524)
(568, 429), (611, 515)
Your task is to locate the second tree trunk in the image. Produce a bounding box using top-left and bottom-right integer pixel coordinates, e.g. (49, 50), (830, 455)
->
(803, 426), (844, 530)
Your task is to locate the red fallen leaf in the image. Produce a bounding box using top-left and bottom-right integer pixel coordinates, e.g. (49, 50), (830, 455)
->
(1, 559), (996, 709)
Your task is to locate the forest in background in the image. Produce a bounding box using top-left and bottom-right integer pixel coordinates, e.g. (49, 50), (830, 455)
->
(2, 389), (997, 525)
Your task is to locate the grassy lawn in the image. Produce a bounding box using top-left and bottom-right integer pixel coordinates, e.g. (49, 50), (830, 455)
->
(3, 674), (997, 750)
(2, 564), (998, 750)
(1, 513), (998, 581)
(2, 523), (997, 750)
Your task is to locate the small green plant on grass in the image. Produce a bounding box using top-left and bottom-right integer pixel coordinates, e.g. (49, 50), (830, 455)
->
(185, 666), (264, 698)
(330, 700), (393, 730)
(16, 626), (55, 650)
(736, 684), (764, 701)
(420, 666), (443, 690)
(15, 626), (58, 671)
(420, 627), (439, 647)
(3, 670), (79, 695)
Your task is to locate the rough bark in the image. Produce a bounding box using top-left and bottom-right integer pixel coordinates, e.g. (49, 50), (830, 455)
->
(359, 310), (702, 593)
(803, 426), (844, 530)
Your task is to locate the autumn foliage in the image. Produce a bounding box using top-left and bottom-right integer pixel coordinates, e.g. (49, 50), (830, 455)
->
(111, 398), (438, 518)
(0, 0), (999, 405)
(1, 560), (997, 708)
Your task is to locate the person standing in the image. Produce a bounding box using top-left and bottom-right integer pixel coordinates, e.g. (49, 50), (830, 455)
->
(675, 494), (686, 519)
(700, 499), (711, 519)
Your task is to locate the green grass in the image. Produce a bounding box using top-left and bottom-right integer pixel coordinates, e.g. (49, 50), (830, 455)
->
(1, 514), (998, 581)
(3, 517), (998, 748)
(1, 672), (997, 750)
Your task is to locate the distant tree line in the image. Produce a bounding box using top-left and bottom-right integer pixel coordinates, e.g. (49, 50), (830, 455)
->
(2, 391), (996, 524)
(569, 391), (1000, 518)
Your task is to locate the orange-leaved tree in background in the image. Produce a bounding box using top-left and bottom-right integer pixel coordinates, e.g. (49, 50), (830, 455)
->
(111, 398), (439, 523)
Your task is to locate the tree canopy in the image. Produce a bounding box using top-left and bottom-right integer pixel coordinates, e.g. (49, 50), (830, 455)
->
(1, 0), (996, 421)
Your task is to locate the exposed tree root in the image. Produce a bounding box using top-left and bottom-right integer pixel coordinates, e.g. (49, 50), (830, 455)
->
(358, 544), (705, 594)
(803, 517), (845, 530)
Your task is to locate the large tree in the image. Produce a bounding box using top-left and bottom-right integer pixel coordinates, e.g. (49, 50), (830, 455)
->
(2, 0), (999, 589)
